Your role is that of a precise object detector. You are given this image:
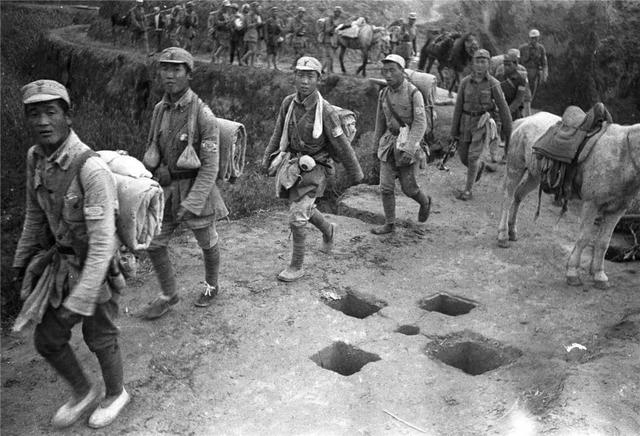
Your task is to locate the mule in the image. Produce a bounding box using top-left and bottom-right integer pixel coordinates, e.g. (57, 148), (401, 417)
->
(337, 23), (387, 77)
(417, 31), (460, 82)
(418, 31), (477, 97)
(497, 112), (640, 288)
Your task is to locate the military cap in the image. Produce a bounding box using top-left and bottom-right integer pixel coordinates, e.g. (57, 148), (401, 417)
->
(408, 12), (417, 19)
(298, 6), (306, 13)
(22, 79), (71, 106)
(473, 49), (491, 60)
(507, 48), (520, 59)
(381, 53), (405, 69)
(222, 0), (231, 6)
(159, 46), (195, 71)
(503, 52), (518, 63)
(334, 6), (342, 12)
(230, 3), (239, 10)
(295, 56), (322, 74)
(186, 1), (193, 7)
(529, 29), (540, 38)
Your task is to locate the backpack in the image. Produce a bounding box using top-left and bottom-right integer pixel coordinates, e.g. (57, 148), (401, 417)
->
(72, 150), (165, 252)
(404, 69), (437, 143)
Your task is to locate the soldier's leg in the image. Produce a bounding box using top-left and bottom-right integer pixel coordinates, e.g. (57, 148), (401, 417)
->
(189, 217), (220, 307)
(399, 163), (431, 223)
(35, 306), (99, 428)
(142, 219), (180, 320)
(82, 298), (129, 428)
(308, 207), (335, 253)
(372, 159), (397, 234)
(458, 140), (470, 168)
(462, 140), (485, 198)
(278, 195), (315, 282)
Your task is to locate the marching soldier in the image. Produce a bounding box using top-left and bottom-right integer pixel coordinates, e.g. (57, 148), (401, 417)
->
(320, 6), (345, 74)
(394, 12), (417, 68)
(450, 49), (512, 200)
(13, 80), (129, 429)
(371, 54), (432, 235)
(519, 29), (548, 104)
(140, 48), (228, 319)
(262, 56), (363, 282)
(287, 7), (307, 70)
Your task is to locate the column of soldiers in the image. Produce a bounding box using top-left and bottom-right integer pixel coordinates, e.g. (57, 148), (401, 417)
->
(12, 0), (551, 424)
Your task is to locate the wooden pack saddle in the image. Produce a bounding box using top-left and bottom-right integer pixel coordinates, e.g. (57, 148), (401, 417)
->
(532, 103), (612, 216)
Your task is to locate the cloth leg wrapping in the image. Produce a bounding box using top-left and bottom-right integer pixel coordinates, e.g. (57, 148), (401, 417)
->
(202, 243), (220, 288)
(290, 224), (306, 269)
(147, 246), (177, 298)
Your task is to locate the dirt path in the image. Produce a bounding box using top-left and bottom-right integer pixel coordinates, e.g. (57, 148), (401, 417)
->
(2, 17), (640, 436)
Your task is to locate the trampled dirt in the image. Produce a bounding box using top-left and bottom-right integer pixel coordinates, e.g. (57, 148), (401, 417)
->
(2, 7), (640, 436)
(2, 156), (639, 435)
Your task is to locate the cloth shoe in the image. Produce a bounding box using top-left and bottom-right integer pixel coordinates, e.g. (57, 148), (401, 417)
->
(195, 282), (218, 307)
(415, 193), (432, 223)
(277, 265), (305, 282)
(371, 223), (395, 235)
(51, 385), (100, 428)
(141, 294), (179, 320)
(87, 388), (130, 429)
(456, 190), (473, 201)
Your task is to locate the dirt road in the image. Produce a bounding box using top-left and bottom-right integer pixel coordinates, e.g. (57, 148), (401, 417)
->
(2, 154), (639, 435)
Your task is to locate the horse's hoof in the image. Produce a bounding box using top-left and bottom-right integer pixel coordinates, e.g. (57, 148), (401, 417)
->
(593, 280), (610, 290)
(566, 276), (583, 287)
(497, 239), (509, 248)
(508, 232), (518, 242)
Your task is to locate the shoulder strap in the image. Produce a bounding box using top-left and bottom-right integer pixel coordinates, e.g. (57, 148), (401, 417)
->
(187, 95), (203, 151)
(384, 86), (418, 128)
(54, 149), (99, 220)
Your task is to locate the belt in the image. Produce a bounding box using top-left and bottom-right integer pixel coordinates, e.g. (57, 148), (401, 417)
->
(463, 110), (487, 117)
(57, 245), (76, 255)
(170, 170), (198, 180)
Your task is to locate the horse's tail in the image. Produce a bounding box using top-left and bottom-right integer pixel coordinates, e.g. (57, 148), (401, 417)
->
(418, 36), (433, 71)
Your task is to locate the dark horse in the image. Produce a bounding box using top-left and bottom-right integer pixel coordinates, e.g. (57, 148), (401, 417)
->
(337, 23), (387, 77)
(418, 31), (478, 96)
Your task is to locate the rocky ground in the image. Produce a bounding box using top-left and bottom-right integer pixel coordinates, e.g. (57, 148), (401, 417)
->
(1, 6), (639, 436)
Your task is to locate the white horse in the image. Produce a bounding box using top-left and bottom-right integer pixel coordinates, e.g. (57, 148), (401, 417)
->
(498, 111), (640, 288)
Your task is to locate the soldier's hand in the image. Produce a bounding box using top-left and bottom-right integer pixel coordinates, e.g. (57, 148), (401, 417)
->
(58, 305), (82, 326)
(11, 266), (25, 288)
(176, 206), (188, 221)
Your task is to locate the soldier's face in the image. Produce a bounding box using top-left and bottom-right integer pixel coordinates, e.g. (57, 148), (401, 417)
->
(295, 70), (319, 98)
(530, 36), (539, 44)
(25, 100), (71, 148)
(381, 62), (404, 88)
(160, 63), (191, 96)
(473, 57), (489, 74)
(503, 60), (516, 75)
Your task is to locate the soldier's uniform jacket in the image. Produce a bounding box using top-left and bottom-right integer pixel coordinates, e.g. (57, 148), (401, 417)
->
(451, 72), (512, 142)
(263, 91), (363, 201)
(289, 16), (306, 49)
(518, 42), (547, 72)
(130, 6), (147, 31)
(495, 68), (527, 107)
(265, 16), (282, 46)
(13, 130), (119, 316)
(243, 11), (260, 43)
(374, 79), (427, 161)
(148, 88), (229, 221)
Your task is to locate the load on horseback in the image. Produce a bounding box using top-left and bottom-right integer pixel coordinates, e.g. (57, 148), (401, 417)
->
(336, 17), (388, 77)
(497, 105), (640, 289)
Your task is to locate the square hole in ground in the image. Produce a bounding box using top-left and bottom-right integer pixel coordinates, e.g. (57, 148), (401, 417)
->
(322, 289), (387, 319)
(418, 293), (477, 316)
(426, 337), (522, 375)
(310, 341), (381, 376)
